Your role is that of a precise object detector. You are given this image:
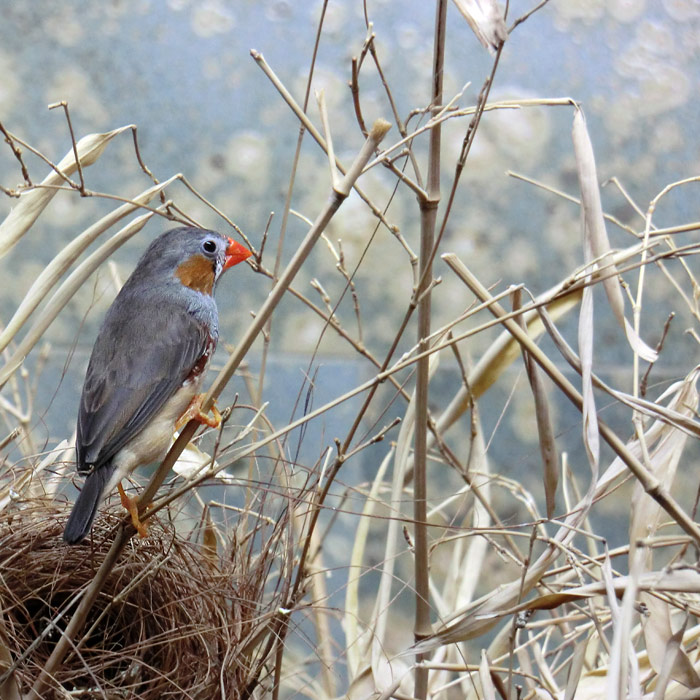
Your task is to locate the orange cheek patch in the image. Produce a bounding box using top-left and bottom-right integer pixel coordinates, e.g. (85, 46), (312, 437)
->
(175, 254), (216, 294)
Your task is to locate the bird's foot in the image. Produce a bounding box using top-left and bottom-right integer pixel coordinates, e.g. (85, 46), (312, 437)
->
(118, 482), (149, 538)
(176, 394), (221, 431)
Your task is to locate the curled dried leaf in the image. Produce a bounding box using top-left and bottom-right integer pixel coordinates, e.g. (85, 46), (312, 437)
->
(572, 108), (657, 363)
(172, 441), (218, 479)
(451, 0), (507, 53)
(630, 367), (699, 545)
(0, 126), (132, 258)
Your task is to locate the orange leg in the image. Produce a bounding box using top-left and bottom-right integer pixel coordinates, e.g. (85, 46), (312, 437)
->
(175, 394), (222, 431)
(118, 482), (149, 538)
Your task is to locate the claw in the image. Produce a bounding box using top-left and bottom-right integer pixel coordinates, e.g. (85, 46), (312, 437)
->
(176, 394), (221, 431)
(118, 482), (149, 538)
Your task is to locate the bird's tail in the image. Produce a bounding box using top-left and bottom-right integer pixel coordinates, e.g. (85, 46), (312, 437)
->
(63, 465), (115, 544)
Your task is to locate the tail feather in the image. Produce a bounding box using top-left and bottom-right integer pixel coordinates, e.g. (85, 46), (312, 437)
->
(63, 465), (115, 544)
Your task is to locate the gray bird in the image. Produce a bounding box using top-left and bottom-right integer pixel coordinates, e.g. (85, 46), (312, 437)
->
(63, 226), (251, 544)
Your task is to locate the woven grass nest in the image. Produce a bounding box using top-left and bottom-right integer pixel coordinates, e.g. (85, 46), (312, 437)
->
(0, 496), (261, 699)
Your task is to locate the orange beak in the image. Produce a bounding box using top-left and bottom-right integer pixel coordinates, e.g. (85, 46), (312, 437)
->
(223, 238), (252, 270)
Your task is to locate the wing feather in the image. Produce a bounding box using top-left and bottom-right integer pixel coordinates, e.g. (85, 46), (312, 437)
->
(77, 297), (208, 472)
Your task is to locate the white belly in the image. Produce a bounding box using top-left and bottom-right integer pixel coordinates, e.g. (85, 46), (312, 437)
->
(105, 380), (199, 496)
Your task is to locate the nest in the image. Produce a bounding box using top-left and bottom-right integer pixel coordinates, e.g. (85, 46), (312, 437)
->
(0, 496), (265, 699)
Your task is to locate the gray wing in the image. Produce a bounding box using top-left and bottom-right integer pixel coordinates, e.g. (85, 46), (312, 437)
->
(76, 298), (209, 472)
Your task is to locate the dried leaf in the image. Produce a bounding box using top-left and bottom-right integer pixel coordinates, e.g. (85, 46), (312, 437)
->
(479, 649), (497, 700)
(456, 406), (491, 608)
(370, 354), (439, 691)
(579, 214), (600, 474)
(345, 449), (393, 679)
(567, 674), (609, 700)
(646, 596), (700, 693)
(531, 635), (559, 695)
(564, 638), (588, 700)
(172, 441), (218, 479)
(0, 211), (155, 389)
(0, 126), (132, 258)
(202, 509), (219, 567)
(0, 177), (175, 354)
(451, 0), (507, 53)
(345, 665), (377, 700)
(514, 291), (559, 517)
(572, 108), (657, 363)
(630, 367), (699, 544)
(526, 569), (700, 612)
(607, 545), (643, 698)
(626, 368), (700, 689)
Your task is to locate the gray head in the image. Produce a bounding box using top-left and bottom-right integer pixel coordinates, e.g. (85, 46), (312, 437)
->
(126, 227), (251, 296)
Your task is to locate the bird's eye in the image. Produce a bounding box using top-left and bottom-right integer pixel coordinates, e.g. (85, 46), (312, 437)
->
(202, 239), (217, 255)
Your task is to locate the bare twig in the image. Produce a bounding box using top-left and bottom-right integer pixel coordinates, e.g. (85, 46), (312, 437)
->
(48, 101), (86, 195)
(413, 3), (447, 698)
(0, 121), (31, 187)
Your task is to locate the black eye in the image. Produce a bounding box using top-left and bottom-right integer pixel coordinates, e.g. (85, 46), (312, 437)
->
(202, 239), (217, 255)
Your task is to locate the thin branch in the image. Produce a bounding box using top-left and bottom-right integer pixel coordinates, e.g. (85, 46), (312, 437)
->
(48, 101), (87, 195)
(414, 3), (447, 698)
(508, 0), (553, 33)
(0, 121), (31, 187)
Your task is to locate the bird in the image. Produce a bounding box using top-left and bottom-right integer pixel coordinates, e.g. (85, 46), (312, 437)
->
(63, 226), (251, 544)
